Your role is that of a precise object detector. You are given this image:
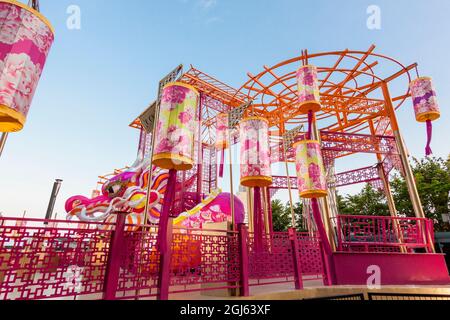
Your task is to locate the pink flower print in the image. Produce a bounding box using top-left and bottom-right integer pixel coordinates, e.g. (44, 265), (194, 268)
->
(303, 72), (315, 87)
(155, 138), (172, 153)
(0, 53), (41, 116)
(178, 111), (193, 124)
(162, 85), (189, 104)
(167, 125), (177, 134)
(309, 163), (321, 180)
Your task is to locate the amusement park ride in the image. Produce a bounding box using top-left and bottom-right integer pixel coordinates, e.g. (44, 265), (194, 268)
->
(0, 0), (448, 300)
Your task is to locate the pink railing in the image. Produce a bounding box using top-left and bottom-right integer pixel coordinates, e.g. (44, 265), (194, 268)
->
(0, 215), (328, 300)
(336, 215), (435, 253)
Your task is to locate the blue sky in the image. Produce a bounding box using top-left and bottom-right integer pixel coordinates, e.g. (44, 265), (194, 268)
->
(0, 0), (449, 218)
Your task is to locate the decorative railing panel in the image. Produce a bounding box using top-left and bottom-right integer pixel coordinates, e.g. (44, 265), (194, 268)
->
(169, 227), (241, 293)
(336, 215), (435, 253)
(0, 218), (113, 300)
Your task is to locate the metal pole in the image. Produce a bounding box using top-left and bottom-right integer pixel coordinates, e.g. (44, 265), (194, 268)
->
(282, 140), (297, 228)
(0, 133), (8, 158)
(382, 82), (425, 219)
(45, 179), (63, 224)
(228, 129), (236, 229)
(311, 117), (336, 251)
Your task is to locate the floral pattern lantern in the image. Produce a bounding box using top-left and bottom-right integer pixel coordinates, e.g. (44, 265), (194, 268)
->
(409, 77), (440, 156)
(152, 82), (199, 171)
(297, 65), (321, 115)
(294, 140), (327, 198)
(215, 112), (229, 150)
(240, 116), (272, 187)
(0, 0), (55, 132)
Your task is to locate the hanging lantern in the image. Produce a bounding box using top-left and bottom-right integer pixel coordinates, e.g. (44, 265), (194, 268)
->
(409, 77), (440, 156)
(294, 140), (327, 199)
(0, 0), (55, 132)
(297, 65), (321, 115)
(152, 82), (199, 171)
(240, 116), (272, 187)
(215, 113), (229, 150)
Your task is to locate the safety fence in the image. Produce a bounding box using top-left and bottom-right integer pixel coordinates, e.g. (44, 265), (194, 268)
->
(0, 215), (328, 300)
(336, 215), (435, 253)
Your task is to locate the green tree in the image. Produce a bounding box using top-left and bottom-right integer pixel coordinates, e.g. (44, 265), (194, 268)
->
(341, 184), (390, 217)
(271, 200), (305, 232)
(391, 156), (450, 231)
(271, 199), (291, 232)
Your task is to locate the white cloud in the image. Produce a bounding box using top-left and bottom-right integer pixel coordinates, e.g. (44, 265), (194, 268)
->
(198, 0), (217, 10)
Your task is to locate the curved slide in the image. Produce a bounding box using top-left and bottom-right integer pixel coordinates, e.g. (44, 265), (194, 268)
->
(65, 160), (244, 230)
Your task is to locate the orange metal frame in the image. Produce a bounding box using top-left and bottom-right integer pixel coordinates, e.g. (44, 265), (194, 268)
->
(109, 45), (417, 183)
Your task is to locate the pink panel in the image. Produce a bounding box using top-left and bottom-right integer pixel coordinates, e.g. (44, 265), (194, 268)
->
(333, 252), (450, 285)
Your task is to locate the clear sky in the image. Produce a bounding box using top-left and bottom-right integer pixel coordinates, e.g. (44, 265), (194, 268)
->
(0, 0), (449, 219)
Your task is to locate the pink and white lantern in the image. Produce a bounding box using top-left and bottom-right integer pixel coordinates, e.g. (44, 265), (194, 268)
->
(409, 77), (440, 156)
(152, 82), (199, 171)
(293, 140), (327, 199)
(239, 116), (272, 188)
(0, 0), (55, 132)
(215, 112), (229, 150)
(297, 65), (321, 115)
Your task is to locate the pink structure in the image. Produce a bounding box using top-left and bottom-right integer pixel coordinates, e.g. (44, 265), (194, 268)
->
(0, 0), (54, 132)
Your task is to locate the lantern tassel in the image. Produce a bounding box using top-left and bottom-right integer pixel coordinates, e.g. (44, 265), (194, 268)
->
(425, 120), (433, 156)
(219, 149), (225, 178)
(157, 169), (177, 254)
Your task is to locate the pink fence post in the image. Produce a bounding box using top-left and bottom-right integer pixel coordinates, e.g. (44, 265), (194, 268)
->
(319, 240), (332, 286)
(238, 223), (250, 297)
(103, 212), (126, 300)
(288, 228), (303, 290)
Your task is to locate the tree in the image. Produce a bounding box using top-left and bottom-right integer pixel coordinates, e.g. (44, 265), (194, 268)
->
(391, 156), (450, 231)
(271, 199), (291, 232)
(340, 184), (390, 217)
(271, 200), (305, 232)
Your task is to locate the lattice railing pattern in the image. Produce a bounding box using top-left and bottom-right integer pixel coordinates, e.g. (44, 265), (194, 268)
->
(331, 166), (380, 188)
(115, 227), (160, 300)
(0, 218), (113, 300)
(297, 233), (326, 277)
(321, 131), (397, 155)
(336, 215), (435, 253)
(248, 232), (294, 282)
(169, 228), (240, 292)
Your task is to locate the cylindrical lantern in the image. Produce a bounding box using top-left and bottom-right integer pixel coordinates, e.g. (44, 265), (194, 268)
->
(294, 140), (327, 198)
(297, 65), (321, 114)
(410, 77), (440, 123)
(153, 82), (199, 171)
(0, 0), (55, 132)
(215, 112), (229, 150)
(240, 116), (272, 187)
(409, 77), (440, 156)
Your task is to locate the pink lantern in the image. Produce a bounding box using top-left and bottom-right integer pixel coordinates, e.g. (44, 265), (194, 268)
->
(297, 65), (321, 115)
(152, 82), (199, 171)
(0, 0), (55, 132)
(240, 116), (272, 187)
(409, 77), (440, 156)
(215, 112), (229, 150)
(294, 140), (327, 199)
